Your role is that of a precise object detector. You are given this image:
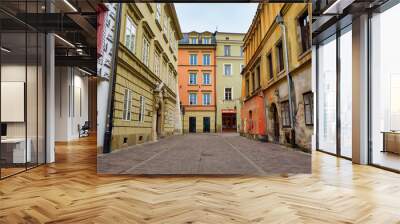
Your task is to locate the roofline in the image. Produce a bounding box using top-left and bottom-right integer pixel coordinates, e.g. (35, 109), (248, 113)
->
(215, 31), (246, 35)
(168, 3), (183, 39)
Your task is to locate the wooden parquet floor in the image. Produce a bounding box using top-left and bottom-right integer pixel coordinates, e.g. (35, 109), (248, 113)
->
(1, 135), (400, 224)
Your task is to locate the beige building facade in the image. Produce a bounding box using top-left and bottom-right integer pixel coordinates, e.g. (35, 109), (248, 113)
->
(111, 3), (183, 151)
(215, 32), (245, 132)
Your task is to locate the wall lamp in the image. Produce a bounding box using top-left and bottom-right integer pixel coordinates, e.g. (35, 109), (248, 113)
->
(323, 0), (355, 15)
(63, 0), (78, 12)
(78, 67), (94, 76)
(54, 34), (75, 48)
(1, 47), (11, 53)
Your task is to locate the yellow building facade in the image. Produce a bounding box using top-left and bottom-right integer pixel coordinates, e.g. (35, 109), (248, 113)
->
(111, 3), (182, 151)
(215, 32), (245, 132)
(241, 3), (313, 151)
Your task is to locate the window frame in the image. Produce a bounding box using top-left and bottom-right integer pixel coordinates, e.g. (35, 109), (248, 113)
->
(276, 40), (285, 73)
(189, 73), (197, 85)
(266, 52), (274, 80)
(189, 93), (197, 105)
(224, 45), (231, 56)
(124, 16), (137, 53)
(122, 88), (133, 121)
(297, 9), (311, 54)
(139, 95), (145, 123)
(154, 51), (161, 76)
(142, 36), (150, 66)
(156, 3), (161, 22)
(224, 63), (232, 76)
(203, 54), (211, 66)
(203, 73), (211, 85)
(224, 87), (232, 101)
(189, 54), (197, 65)
(202, 93), (211, 105)
(303, 91), (314, 126)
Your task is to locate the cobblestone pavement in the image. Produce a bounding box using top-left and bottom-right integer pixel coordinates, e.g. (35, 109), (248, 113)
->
(97, 133), (311, 175)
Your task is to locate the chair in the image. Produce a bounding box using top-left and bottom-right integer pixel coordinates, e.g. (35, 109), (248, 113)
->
(79, 121), (90, 138)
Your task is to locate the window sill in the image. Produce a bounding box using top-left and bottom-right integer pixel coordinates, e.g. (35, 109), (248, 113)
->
(298, 48), (311, 61)
(277, 70), (285, 77)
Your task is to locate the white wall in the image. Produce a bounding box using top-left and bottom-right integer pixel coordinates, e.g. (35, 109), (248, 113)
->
(54, 67), (89, 141)
(97, 79), (109, 147)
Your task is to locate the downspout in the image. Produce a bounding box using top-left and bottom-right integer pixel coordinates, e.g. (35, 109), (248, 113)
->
(103, 3), (122, 153)
(276, 14), (296, 144)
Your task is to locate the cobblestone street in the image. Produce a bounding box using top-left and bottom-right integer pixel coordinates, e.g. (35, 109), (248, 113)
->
(98, 134), (311, 175)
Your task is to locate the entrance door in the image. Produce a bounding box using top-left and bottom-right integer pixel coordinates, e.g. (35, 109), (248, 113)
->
(189, 117), (196, 133)
(271, 104), (279, 142)
(222, 113), (237, 132)
(203, 117), (210, 133)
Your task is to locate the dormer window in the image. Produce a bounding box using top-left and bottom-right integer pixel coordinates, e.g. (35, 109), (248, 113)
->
(203, 37), (210, 44)
(190, 37), (197, 44)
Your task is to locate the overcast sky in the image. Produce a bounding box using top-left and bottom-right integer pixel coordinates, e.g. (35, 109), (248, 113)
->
(174, 3), (258, 33)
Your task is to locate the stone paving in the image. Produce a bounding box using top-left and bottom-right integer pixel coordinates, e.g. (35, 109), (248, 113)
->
(97, 133), (311, 175)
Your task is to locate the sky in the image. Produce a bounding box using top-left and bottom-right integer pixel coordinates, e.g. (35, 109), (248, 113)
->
(174, 3), (259, 33)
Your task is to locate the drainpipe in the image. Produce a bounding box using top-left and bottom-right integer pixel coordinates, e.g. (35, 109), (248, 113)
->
(103, 3), (122, 153)
(276, 14), (296, 144)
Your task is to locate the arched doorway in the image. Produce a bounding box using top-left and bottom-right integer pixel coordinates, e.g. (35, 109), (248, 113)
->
(271, 103), (279, 143)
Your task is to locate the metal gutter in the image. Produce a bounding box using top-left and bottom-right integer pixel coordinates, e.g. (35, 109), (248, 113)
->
(103, 3), (122, 154)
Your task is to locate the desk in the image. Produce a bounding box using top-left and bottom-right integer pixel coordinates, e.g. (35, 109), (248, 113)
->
(382, 131), (400, 154)
(1, 138), (31, 163)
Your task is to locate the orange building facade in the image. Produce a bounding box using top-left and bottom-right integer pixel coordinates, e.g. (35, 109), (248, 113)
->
(178, 31), (217, 133)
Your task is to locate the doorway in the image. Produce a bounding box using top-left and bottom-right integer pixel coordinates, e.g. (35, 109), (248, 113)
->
(222, 113), (237, 132)
(271, 103), (280, 142)
(156, 104), (162, 137)
(189, 117), (196, 133)
(203, 117), (210, 133)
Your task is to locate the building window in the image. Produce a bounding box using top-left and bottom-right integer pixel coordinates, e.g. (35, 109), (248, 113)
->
(298, 10), (311, 53)
(224, 88), (232, 100)
(203, 37), (210, 44)
(245, 78), (250, 97)
(203, 73), (210, 85)
(303, 92), (313, 125)
(125, 16), (136, 53)
(123, 88), (132, 121)
(240, 46), (244, 56)
(255, 66), (260, 90)
(203, 93), (211, 105)
(224, 64), (232, 76)
(281, 101), (290, 127)
(277, 40), (284, 72)
(224, 45), (231, 56)
(163, 14), (168, 32)
(267, 53), (273, 80)
(189, 73), (197, 85)
(189, 93), (197, 105)
(142, 37), (150, 66)
(156, 3), (161, 21)
(139, 96), (145, 122)
(189, 54), (197, 65)
(203, 54), (211, 65)
(240, 64), (244, 73)
(190, 37), (197, 44)
(154, 51), (160, 76)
